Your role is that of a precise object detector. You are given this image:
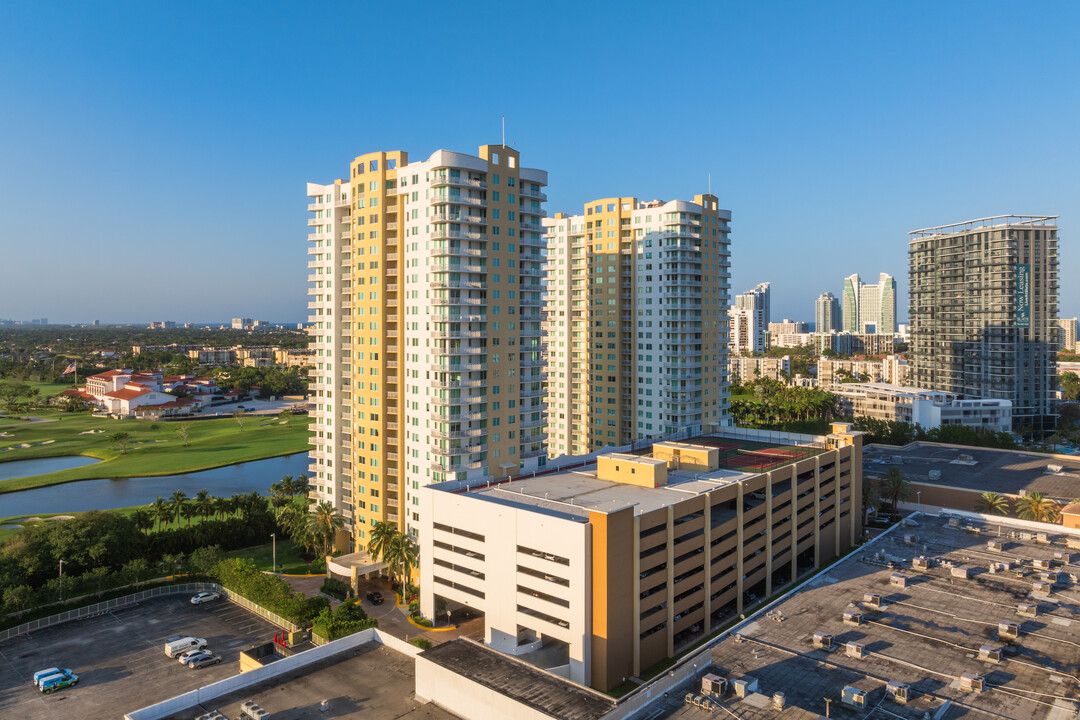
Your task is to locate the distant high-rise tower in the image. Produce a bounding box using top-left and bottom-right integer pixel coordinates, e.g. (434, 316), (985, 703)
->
(909, 215), (1059, 431)
(815, 292), (841, 333)
(842, 273), (896, 334)
(544, 195), (731, 455)
(730, 282), (770, 354)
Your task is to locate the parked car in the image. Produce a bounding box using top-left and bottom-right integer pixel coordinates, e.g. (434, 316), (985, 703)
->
(188, 654), (222, 670)
(40, 671), (78, 693)
(366, 591), (384, 605)
(32, 668), (62, 688)
(177, 649), (213, 666)
(190, 591), (221, 605)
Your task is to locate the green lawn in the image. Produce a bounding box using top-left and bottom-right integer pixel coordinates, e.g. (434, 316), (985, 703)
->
(227, 539), (325, 575)
(0, 410), (313, 493)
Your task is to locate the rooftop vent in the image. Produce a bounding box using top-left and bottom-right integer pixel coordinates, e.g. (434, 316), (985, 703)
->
(930, 469), (943, 481)
(846, 642), (866, 659)
(772, 692), (786, 710)
(813, 632), (834, 650)
(904, 534), (919, 545)
(863, 593), (883, 609)
(979, 645), (1002, 663)
(841, 687), (867, 707)
(886, 682), (910, 704)
(1017, 603), (1038, 617)
(960, 673), (985, 692)
(998, 621), (1021, 640)
(701, 673), (726, 697)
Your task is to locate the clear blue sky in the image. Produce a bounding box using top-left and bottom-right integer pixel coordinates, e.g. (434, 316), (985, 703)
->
(1, 1), (1077, 325)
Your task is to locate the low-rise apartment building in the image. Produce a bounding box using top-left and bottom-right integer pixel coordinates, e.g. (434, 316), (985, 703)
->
(832, 382), (1012, 431)
(817, 357), (887, 385)
(729, 355), (790, 383)
(419, 425), (863, 691)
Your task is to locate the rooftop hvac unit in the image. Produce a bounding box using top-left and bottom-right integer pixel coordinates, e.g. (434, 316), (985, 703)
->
(912, 556), (930, 569)
(1019, 531), (1034, 541)
(886, 682), (911, 704)
(929, 469), (942, 481)
(958, 454), (974, 463)
(1048, 464), (1064, 473)
(947, 515), (959, 526)
(987, 540), (1002, 552)
(843, 611), (864, 626)
(1066, 537), (1080, 550)
(979, 645), (1002, 663)
(905, 534), (919, 544)
(240, 701), (270, 720)
(1033, 581), (1052, 594)
(1040, 571), (1060, 584)
(1017, 603), (1038, 618)
(863, 592), (883, 609)
(196, 713), (227, 720)
(1037, 532), (1050, 545)
(1033, 558), (1048, 569)
(846, 642), (866, 659)
(841, 686), (867, 707)
(813, 632), (834, 649)
(960, 673), (985, 692)
(951, 566), (972, 579)
(732, 677), (759, 698)
(772, 692), (786, 710)
(998, 621), (1021, 639)
(701, 674), (726, 697)
(1054, 551), (1070, 563)
(890, 574), (908, 588)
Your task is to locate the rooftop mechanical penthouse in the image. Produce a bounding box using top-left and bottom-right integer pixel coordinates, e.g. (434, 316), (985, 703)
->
(419, 424), (865, 691)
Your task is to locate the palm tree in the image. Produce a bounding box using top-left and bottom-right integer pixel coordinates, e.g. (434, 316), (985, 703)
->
(385, 532), (419, 589)
(181, 502), (198, 528)
(279, 475), (295, 497)
(152, 496), (172, 531)
(229, 493), (243, 518)
(1015, 492), (1060, 523)
(169, 490), (188, 527)
(367, 521), (398, 564)
(213, 496), (229, 520)
(975, 491), (1011, 516)
(862, 477), (881, 518)
(194, 489), (214, 522)
(306, 501), (345, 557)
(878, 467), (912, 519)
(132, 508), (154, 536)
(293, 474), (311, 498)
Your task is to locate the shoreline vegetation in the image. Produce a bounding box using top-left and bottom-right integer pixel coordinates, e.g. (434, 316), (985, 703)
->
(0, 409), (312, 494)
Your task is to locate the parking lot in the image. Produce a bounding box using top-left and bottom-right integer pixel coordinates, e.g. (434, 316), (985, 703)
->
(0, 594), (280, 720)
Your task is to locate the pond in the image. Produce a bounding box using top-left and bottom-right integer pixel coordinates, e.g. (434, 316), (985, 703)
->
(0, 453), (309, 519)
(0, 455), (101, 482)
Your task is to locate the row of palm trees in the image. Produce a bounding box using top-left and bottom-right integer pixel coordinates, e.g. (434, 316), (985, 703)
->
(975, 491), (1071, 523)
(133, 489), (266, 533)
(730, 378), (837, 426)
(276, 498), (345, 560)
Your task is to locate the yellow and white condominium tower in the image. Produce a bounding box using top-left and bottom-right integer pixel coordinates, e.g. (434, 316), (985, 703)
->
(307, 144), (549, 549)
(543, 197), (731, 457)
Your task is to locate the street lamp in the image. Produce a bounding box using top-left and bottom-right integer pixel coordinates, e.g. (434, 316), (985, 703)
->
(271, 533), (277, 573)
(916, 491), (921, 513)
(59, 559), (64, 601)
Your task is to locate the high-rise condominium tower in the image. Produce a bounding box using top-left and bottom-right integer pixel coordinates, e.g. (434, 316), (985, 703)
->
(815, 292), (841, 333)
(909, 215), (1059, 431)
(543, 196), (731, 456)
(307, 144), (549, 550)
(729, 282), (770, 354)
(842, 273), (896, 334)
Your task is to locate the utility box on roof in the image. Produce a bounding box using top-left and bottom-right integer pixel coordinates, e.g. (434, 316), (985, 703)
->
(701, 674), (726, 697)
(846, 642), (866, 659)
(813, 632), (834, 650)
(960, 673), (984, 692)
(886, 682), (910, 704)
(732, 677), (758, 698)
(842, 687), (867, 707)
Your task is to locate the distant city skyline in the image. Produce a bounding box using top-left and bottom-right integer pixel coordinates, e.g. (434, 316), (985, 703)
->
(1, 2), (1077, 324)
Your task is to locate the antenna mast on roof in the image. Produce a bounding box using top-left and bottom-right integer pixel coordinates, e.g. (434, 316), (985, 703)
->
(502, 116), (506, 148)
(708, 173), (712, 194)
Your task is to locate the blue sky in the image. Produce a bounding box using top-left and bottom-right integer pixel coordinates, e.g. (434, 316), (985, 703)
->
(1, 1), (1077, 325)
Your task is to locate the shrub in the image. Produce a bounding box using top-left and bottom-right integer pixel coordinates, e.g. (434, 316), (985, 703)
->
(410, 637), (433, 650)
(213, 558), (326, 625)
(312, 600), (378, 641)
(320, 577), (352, 602)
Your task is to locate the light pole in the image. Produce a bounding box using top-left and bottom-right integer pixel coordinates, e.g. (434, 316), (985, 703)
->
(916, 491), (921, 513)
(271, 533), (277, 573)
(59, 559), (64, 601)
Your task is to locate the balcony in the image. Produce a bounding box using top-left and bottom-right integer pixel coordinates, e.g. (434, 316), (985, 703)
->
(431, 195), (486, 207)
(432, 243), (485, 257)
(431, 175), (487, 189)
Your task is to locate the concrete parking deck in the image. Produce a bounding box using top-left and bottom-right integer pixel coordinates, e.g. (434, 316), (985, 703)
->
(0, 594), (280, 720)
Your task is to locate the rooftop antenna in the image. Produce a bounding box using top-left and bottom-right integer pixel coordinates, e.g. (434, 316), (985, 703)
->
(502, 116), (506, 148)
(708, 173), (711, 194)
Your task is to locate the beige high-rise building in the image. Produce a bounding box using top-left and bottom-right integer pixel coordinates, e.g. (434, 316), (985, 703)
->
(307, 144), (549, 550)
(543, 196), (731, 457)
